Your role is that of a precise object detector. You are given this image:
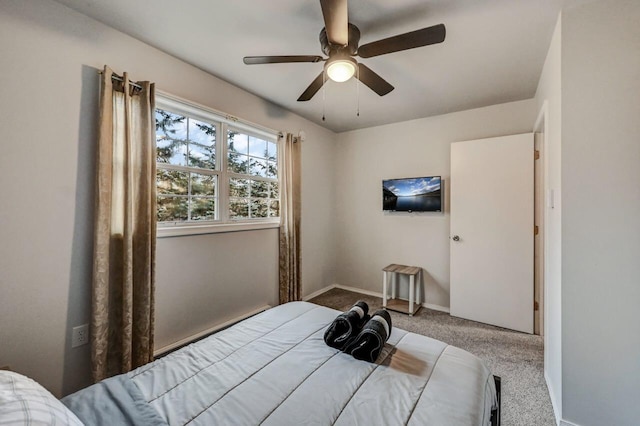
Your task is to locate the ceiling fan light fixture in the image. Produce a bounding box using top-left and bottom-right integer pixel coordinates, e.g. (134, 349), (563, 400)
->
(325, 57), (356, 82)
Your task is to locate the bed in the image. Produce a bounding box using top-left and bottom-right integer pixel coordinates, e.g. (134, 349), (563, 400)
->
(55, 301), (499, 425)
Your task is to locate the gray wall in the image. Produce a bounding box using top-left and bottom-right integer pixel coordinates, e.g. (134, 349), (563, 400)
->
(0, 0), (336, 397)
(533, 14), (563, 419)
(333, 99), (537, 309)
(561, 1), (640, 424)
(155, 230), (279, 350)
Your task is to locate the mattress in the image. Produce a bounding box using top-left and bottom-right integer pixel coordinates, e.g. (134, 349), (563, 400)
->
(63, 301), (497, 425)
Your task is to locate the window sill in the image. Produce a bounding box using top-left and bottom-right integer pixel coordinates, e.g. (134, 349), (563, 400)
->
(157, 221), (280, 238)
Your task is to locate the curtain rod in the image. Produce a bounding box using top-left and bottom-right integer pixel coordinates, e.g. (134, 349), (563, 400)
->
(97, 73), (286, 139)
(97, 70), (143, 90)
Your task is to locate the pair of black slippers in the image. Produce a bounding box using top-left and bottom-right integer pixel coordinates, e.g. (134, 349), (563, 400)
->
(323, 301), (392, 363)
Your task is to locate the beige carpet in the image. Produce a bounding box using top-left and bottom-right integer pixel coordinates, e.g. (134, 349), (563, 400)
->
(309, 288), (555, 426)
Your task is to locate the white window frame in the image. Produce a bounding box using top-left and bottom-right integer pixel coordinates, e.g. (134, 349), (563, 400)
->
(155, 92), (281, 238)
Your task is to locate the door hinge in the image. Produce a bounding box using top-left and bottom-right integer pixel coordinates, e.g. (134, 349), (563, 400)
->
(534, 301), (539, 311)
(534, 150), (540, 160)
(534, 225), (539, 235)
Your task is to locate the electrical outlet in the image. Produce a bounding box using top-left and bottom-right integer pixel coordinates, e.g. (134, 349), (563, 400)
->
(71, 324), (89, 348)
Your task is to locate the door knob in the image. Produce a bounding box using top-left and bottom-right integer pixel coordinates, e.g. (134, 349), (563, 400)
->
(452, 235), (460, 242)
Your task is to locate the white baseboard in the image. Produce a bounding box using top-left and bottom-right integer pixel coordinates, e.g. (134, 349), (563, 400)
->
(302, 284), (337, 301)
(153, 304), (271, 357)
(334, 283), (382, 298)
(545, 373), (580, 426)
(335, 284), (451, 313)
(423, 302), (450, 313)
(304, 283), (450, 313)
(545, 371), (561, 425)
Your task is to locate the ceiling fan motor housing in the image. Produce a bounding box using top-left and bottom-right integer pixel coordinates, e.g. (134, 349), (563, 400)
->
(320, 23), (361, 56)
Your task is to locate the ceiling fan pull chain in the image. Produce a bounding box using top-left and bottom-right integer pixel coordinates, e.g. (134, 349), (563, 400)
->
(356, 65), (360, 117)
(322, 71), (326, 121)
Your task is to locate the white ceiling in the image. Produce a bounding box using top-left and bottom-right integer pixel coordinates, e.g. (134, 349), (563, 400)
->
(53, 0), (566, 132)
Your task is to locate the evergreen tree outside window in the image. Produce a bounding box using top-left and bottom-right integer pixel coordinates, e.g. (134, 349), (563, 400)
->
(155, 94), (279, 232)
(227, 129), (279, 219)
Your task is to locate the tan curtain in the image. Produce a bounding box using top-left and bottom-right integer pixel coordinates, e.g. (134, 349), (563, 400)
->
(91, 66), (156, 382)
(278, 133), (302, 303)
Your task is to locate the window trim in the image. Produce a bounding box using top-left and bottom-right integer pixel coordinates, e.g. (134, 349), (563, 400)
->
(156, 91), (280, 141)
(155, 91), (282, 238)
(157, 221), (280, 238)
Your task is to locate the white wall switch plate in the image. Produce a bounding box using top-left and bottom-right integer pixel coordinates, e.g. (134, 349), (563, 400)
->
(71, 324), (89, 348)
(547, 189), (555, 209)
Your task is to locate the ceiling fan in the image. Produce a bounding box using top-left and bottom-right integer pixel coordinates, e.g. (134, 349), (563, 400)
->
(243, 0), (446, 102)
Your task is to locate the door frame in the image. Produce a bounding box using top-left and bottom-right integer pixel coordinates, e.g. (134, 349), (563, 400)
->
(534, 134), (544, 335)
(534, 101), (549, 346)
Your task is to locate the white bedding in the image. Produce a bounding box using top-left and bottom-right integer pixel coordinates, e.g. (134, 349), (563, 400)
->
(0, 371), (84, 425)
(126, 301), (496, 425)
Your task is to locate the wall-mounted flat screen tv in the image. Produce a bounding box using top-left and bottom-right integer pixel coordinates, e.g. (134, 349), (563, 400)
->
(382, 176), (442, 212)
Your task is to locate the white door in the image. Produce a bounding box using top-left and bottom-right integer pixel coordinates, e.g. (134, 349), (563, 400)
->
(450, 133), (533, 333)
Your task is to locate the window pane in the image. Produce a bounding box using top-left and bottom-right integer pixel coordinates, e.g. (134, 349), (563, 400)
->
(266, 161), (277, 178)
(157, 137), (187, 166)
(190, 173), (216, 196)
(229, 178), (249, 197)
(248, 136), (267, 159)
(188, 143), (216, 169)
(250, 199), (269, 218)
(156, 110), (187, 165)
(270, 182), (279, 199)
(250, 180), (269, 198)
(228, 153), (248, 174)
(190, 197), (216, 221)
(269, 200), (280, 218)
(157, 169), (189, 195)
(228, 131), (248, 154)
(249, 158), (267, 177)
(188, 119), (216, 169)
(157, 196), (188, 221)
(267, 141), (277, 161)
(189, 119), (216, 146)
(229, 199), (249, 219)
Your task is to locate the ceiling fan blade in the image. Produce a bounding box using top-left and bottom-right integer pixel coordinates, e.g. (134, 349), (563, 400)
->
(243, 55), (323, 65)
(356, 63), (394, 96)
(357, 23), (446, 58)
(297, 72), (325, 102)
(320, 0), (348, 46)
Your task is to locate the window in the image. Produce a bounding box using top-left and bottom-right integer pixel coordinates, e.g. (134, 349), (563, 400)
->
(227, 130), (280, 219)
(155, 93), (280, 236)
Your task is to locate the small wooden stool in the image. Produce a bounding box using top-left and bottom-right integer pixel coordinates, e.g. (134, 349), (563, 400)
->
(382, 264), (422, 316)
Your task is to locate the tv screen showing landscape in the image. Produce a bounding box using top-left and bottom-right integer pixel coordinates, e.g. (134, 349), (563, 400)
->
(383, 176), (442, 212)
